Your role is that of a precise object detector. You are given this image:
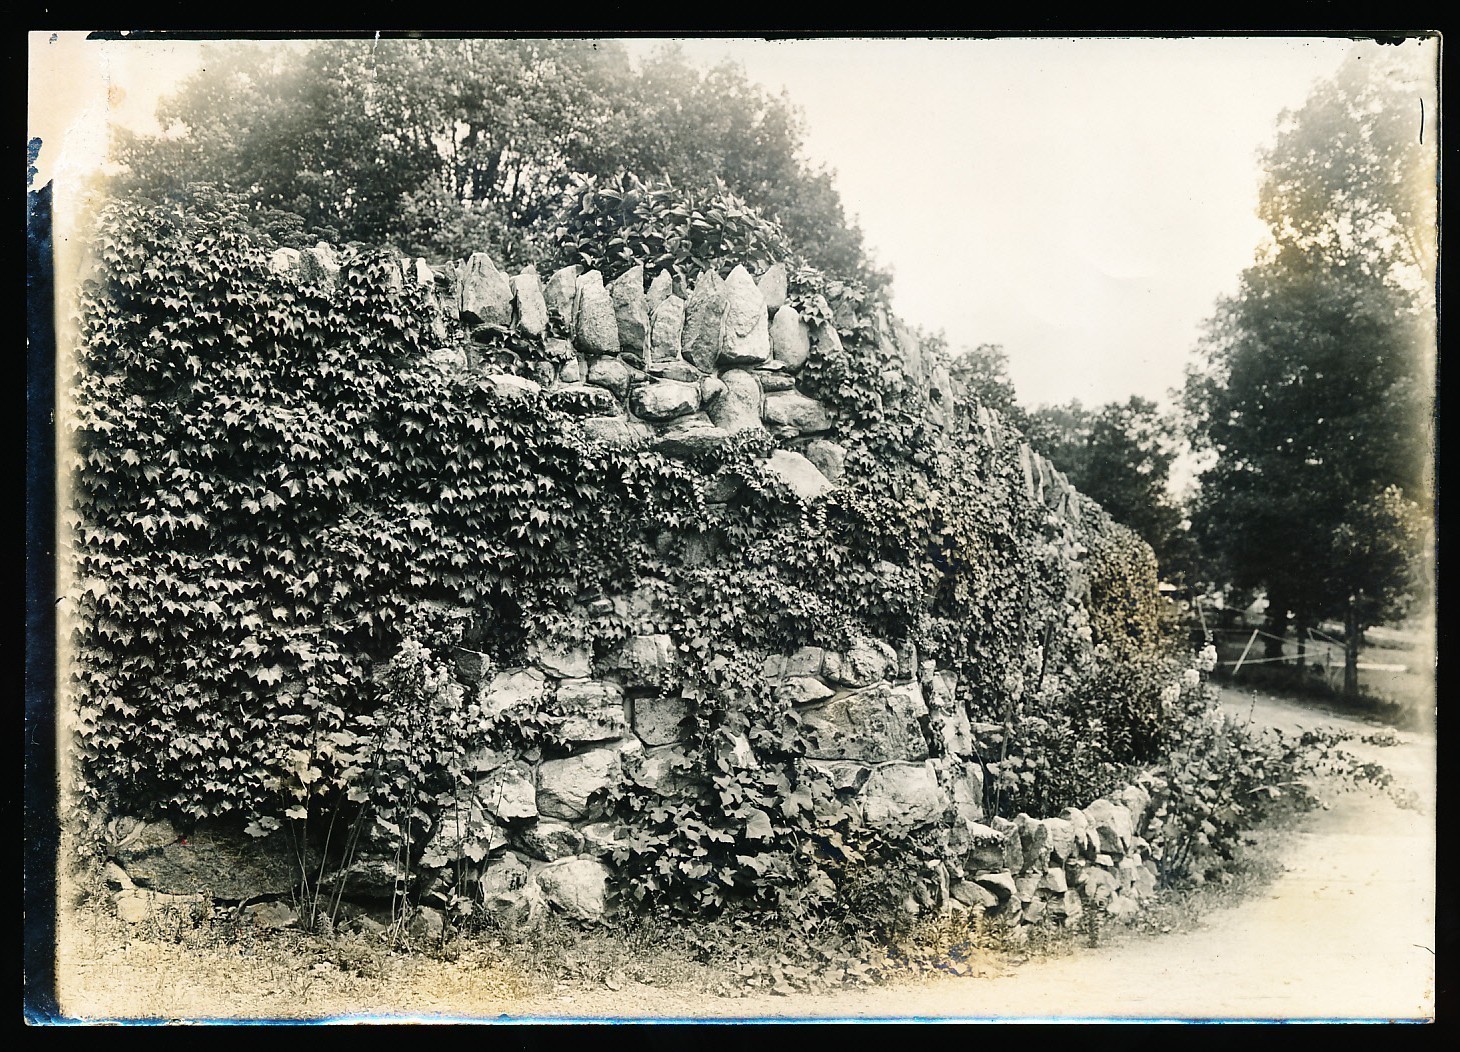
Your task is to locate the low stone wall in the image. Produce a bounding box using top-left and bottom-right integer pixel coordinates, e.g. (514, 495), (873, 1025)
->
(100, 618), (1167, 938)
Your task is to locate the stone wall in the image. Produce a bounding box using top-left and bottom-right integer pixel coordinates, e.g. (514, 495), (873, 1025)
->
(96, 244), (1144, 934)
(268, 244), (1085, 519)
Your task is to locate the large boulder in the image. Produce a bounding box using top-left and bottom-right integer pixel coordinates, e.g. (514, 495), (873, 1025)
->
(950, 879), (1000, 910)
(630, 379), (701, 422)
(631, 693), (692, 746)
(769, 305), (811, 370)
(648, 357), (700, 383)
(535, 858), (612, 922)
(1082, 798), (1135, 856)
(617, 634), (678, 690)
(300, 242), (340, 290)
(973, 871), (1019, 903)
(860, 761), (945, 834)
(482, 374), (541, 401)
(652, 413), (730, 457)
(991, 816), (1025, 872)
(482, 668), (547, 719)
(801, 438), (846, 482)
(544, 265), (582, 333)
(928, 671), (973, 756)
(785, 646), (827, 678)
(478, 761), (539, 822)
(1041, 816), (1078, 862)
(963, 822), (1009, 872)
(573, 270), (621, 356)
(705, 368), (765, 434)
(512, 267), (549, 337)
(527, 638), (592, 679)
(510, 820), (584, 862)
(647, 269), (675, 311)
(764, 391), (833, 433)
(799, 681), (929, 763)
(764, 449), (832, 503)
(646, 294), (687, 364)
(809, 313), (842, 366)
(536, 739), (642, 821)
(269, 247), (302, 278)
(938, 758), (985, 824)
(716, 265), (771, 367)
(586, 356), (634, 400)
(1016, 813), (1053, 873)
(682, 270), (727, 372)
(242, 900), (299, 931)
(823, 637), (899, 688)
(335, 854), (411, 900)
(457, 252), (514, 329)
(1059, 806), (1096, 856)
(109, 823), (296, 900)
(581, 416), (650, 449)
(478, 850), (533, 897)
(608, 265), (650, 352)
(755, 365), (796, 393)
(1119, 784), (1153, 831)
(775, 676), (835, 707)
(757, 263), (788, 311)
(553, 679), (627, 743)
(483, 883), (547, 938)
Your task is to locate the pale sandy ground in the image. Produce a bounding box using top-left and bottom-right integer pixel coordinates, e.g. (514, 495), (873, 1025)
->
(51, 688), (1436, 1024)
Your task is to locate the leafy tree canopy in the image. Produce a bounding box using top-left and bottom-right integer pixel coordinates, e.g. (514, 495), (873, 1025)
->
(109, 38), (889, 291)
(1184, 46), (1436, 687)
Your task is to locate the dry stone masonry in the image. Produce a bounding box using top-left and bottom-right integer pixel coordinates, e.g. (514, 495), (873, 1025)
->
(269, 244), (1083, 516)
(108, 245), (1141, 935)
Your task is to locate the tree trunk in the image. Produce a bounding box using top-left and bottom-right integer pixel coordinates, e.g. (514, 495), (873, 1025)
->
(1344, 597), (1361, 698)
(1295, 621), (1307, 674)
(1264, 601), (1290, 661)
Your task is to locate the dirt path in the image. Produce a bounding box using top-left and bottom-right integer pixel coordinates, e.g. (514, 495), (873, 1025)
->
(52, 688), (1436, 1023)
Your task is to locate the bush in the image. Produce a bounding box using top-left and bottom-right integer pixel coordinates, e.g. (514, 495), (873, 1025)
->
(1149, 666), (1404, 886)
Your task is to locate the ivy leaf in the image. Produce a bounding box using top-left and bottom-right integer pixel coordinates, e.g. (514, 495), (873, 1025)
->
(743, 807), (774, 840)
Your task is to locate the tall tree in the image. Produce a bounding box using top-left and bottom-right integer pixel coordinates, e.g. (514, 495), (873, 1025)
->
(1186, 46), (1436, 690)
(109, 38), (886, 287)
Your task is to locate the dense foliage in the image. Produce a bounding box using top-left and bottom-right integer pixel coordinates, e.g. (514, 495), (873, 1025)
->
(67, 187), (684, 822)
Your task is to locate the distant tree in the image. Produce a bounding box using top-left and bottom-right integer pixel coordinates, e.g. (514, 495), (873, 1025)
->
(948, 343), (1029, 432)
(1185, 47), (1436, 691)
(1022, 399), (1092, 478)
(1027, 397), (1195, 583)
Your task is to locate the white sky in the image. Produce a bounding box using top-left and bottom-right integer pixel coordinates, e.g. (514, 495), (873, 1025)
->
(30, 32), (1439, 412)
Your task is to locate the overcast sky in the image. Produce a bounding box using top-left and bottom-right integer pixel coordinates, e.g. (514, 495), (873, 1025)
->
(31, 32), (1439, 412)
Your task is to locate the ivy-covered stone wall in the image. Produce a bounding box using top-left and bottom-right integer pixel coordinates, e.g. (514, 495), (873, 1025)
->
(70, 194), (1170, 935)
